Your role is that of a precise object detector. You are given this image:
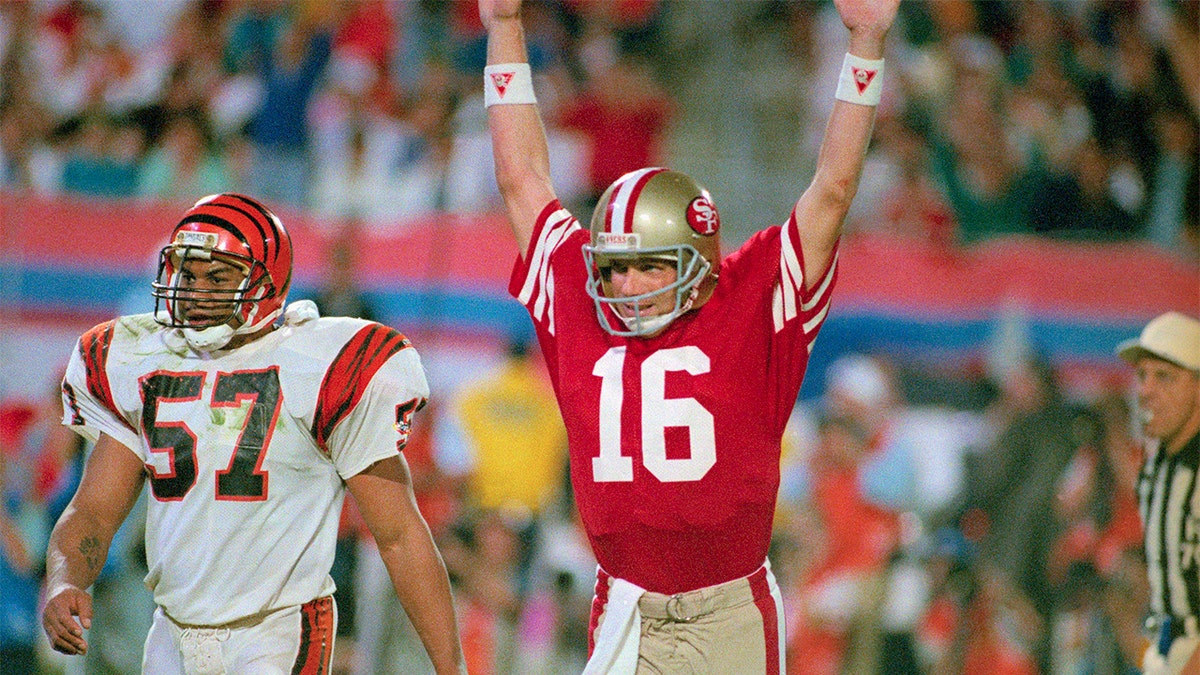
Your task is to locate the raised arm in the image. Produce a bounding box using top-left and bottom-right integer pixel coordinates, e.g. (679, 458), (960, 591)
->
(346, 455), (467, 675)
(793, 0), (899, 289)
(43, 433), (146, 655)
(481, 0), (558, 255)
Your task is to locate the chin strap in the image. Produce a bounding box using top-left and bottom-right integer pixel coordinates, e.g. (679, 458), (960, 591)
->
(181, 324), (236, 352)
(169, 300), (318, 354)
(617, 285), (701, 334)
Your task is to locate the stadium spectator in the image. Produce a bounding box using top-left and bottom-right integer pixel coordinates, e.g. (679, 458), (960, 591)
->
(238, 4), (337, 207)
(137, 110), (234, 200)
(449, 338), (566, 522)
(966, 355), (1080, 669)
(556, 49), (673, 207)
(59, 115), (143, 198)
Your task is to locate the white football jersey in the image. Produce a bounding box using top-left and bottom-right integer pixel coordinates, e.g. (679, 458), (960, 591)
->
(61, 310), (429, 625)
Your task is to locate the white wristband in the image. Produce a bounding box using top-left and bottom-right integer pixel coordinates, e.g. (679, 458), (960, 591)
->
(484, 63), (537, 107)
(835, 53), (885, 106)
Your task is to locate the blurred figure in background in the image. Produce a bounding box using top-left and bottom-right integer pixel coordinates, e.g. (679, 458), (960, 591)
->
(238, 4), (337, 208)
(438, 337), (567, 674)
(786, 413), (897, 675)
(1, 429), (43, 675)
(313, 226), (379, 322)
(1117, 312), (1200, 675)
(137, 110), (234, 201)
(965, 354), (1079, 670)
(451, 338), (566, 532)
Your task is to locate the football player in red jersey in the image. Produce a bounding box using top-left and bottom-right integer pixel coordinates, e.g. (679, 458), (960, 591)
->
(481, 0), (898, 671)
(41, 194), (466, 674)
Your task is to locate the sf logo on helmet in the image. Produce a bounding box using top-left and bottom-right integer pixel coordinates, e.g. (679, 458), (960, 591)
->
(687, 196), (720, 236)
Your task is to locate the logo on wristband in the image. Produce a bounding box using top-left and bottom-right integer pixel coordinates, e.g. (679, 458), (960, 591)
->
(490, 72), (515, 97)
(851, 67), (878, 95)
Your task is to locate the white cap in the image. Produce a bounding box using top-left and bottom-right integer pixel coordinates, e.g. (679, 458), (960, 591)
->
(826, 354), (890, 409)
(1117, 311), (1200, 372)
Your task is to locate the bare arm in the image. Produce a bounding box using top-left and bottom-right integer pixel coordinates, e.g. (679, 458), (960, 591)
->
(481, 0), (558, 255)
(793, 0), (899, 289)
(1186, 640), (1200, 675)
(346, 455), (466, 675)
(43, 433), (145, 655)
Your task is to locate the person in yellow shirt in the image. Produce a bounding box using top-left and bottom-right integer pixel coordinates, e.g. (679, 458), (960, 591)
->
(455, 339), (568, 518)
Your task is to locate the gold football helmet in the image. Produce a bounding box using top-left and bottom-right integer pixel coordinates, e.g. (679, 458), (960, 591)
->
(583, 168), (721, 336)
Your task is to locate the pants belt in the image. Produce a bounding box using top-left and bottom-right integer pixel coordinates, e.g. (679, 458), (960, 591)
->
(164, 605), (286, 631)
(636, 568), (765, 622)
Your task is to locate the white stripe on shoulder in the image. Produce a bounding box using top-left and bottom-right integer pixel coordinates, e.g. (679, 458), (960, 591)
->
(778, 243), (798, 324)
(532, 214), (578, 319)
(518, 208), (577, 306)
(772, 285), (784, 333)
(533, 219), (575, 322)
(546, 271), (557, 336)
(779, 219), (804, 308)
(802, 301), (830, 335)
(801, 250), (838, 312)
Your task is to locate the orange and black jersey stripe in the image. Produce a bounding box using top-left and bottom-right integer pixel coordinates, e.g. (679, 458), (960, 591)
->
(311, 324), (411, 454)
(78, 321), (135, 433)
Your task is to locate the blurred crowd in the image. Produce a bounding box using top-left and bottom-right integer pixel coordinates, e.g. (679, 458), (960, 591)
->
(1, 0), (1198, 674)
(0, 0), (1196, 249)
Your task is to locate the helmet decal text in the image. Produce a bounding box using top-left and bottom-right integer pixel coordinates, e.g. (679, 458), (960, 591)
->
(596, 232), (641, 250)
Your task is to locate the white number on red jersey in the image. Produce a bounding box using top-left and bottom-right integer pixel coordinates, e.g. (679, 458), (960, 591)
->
(591, 346), (716, 483)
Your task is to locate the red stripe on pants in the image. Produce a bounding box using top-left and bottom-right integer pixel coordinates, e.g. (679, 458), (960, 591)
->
(588, 569), (612, 658)
(749, 568), (780, 675)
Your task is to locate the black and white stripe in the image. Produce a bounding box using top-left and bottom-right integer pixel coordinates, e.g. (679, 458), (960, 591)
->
(1138, 432), (1200, 622)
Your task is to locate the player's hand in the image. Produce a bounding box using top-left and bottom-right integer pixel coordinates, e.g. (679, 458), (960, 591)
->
(834, 0), (900, 43)
(42, 584), (93, 655)
(479, 0), (522, 31)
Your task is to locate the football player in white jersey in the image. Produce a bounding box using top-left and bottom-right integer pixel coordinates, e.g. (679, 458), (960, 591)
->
(42, 194), (466, 675)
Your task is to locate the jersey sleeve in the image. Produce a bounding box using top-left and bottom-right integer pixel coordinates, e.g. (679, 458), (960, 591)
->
(312, 324), (430, 479)
(770, 211), (838, 344)
(508, 199), (584, 340)
(60, 321), (141, 452)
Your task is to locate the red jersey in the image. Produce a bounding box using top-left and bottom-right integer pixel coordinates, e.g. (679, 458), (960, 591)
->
(510, 200), (837, 594)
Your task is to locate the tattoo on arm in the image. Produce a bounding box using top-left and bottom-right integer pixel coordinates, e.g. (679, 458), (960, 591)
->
(80, 536), (101, 572)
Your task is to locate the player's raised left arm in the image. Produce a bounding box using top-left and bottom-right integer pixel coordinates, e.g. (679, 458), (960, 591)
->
(792, 0), (899, 289)
(346, 455), (467, 675)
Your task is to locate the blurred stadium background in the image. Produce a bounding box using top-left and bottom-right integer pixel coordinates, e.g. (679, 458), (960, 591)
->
(0, 0), (1197, 673)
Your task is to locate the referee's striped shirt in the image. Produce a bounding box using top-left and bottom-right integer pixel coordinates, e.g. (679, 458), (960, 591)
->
(1138, 430), (1200, 622)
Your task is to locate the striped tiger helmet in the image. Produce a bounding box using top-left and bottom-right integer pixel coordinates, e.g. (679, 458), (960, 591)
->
(583, 168), (721, 336)
(153, 193), (293, 349)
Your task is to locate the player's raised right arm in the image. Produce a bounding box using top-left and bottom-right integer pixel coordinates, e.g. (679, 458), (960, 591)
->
(482, 0), (557, 255)
(43, 433), (145, 655)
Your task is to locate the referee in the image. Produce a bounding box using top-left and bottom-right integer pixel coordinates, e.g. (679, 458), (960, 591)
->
(1121, 311), (1200, 675)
